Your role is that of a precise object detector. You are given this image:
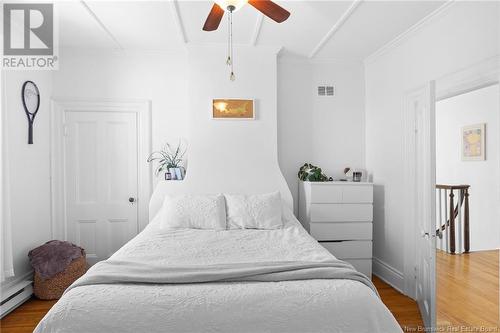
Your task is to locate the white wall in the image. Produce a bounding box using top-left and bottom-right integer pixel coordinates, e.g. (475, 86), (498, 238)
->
(53, 50), (189, 153)
(149, 45), (294, 217)
(436, 84), (500, 251)
(310, 61), (365, 179)
(1, 70), (53, 284)
(54, 51), (366, 216)
(1, 38), (366, 285)
(365, 1), (499, 279)
(278, 60), (313, 213)
(278, 58), (366, 213)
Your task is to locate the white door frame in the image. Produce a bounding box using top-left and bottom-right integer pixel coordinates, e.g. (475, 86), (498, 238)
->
(402, 55), (500, 308)
(50, 99), (152, 241)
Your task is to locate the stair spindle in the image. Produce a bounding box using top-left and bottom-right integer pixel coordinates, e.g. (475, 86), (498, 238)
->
(464, 188), (470, 253)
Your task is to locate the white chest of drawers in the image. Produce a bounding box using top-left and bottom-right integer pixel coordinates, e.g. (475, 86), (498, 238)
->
(298, 181), (373, 277)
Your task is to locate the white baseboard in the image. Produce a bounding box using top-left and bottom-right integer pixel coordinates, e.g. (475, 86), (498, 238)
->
(372, 257), (405, 294)
(1, 270), (34, 318)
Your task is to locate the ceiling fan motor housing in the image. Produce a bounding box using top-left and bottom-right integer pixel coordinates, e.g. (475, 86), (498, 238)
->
(215, 0), (248, 12)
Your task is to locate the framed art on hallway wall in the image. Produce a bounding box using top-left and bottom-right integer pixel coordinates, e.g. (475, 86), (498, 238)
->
(461, 123), (486, 161)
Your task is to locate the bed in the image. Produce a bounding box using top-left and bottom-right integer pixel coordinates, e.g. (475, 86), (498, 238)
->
(35, 195), (401, 333)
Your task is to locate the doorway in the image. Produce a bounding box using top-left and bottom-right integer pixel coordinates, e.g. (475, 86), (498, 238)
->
(404, 57), (500, 331)
(50, 101), (152, 265)
(434, 84), (500, 328)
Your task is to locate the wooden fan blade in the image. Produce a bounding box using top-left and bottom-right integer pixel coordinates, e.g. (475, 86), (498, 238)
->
(248, 0), (290, 23)
(203, 3), (225, 31)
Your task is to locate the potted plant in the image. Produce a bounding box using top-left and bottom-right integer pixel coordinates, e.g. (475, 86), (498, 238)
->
(147, 141), (186, 180)
(298, 163), (329, 182)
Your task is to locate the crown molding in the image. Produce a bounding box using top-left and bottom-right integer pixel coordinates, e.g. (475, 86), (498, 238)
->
(278, 51), (363, 66)
(364, 0), (456, 66)
(59, 47), (188, 58)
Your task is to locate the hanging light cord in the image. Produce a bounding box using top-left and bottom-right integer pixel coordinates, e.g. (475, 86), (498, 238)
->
(226, 13), (231, 66)
(228, 7), (235, 81)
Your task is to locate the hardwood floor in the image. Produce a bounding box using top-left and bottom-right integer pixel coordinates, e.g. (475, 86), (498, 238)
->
(1, 277), (422, 332)
(373, 276), (424, 330)
(1, 298), (56, 333)
(437, 249), (499, 329)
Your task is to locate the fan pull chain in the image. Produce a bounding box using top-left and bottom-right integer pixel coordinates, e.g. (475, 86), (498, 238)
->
(228, 9), (235, 81)
(226, 13), (231, 66)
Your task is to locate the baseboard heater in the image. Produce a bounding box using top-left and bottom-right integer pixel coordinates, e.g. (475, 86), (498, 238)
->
(1, 279), (33, 318)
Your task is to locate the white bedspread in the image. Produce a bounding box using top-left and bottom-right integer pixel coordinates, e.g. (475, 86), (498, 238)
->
(35, 212), (402, 333)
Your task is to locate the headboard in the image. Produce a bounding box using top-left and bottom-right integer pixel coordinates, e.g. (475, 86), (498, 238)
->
(149, 45), (292, 220)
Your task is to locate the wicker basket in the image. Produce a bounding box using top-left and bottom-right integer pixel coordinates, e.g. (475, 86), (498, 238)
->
(34, 256), (87, 300)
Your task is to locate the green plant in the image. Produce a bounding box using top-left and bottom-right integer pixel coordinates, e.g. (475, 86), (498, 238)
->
(147, 141), (186, 176)
(298, 163), (328, 182)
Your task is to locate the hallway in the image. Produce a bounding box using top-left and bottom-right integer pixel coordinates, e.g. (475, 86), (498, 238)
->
(437, 249), (499, 328)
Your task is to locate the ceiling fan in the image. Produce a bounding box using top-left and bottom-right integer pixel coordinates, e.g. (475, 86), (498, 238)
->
(202, 0), (291, 32)
(202, 1), (290, 81)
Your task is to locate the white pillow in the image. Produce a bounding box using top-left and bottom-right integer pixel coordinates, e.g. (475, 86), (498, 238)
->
(160, 194), (226, 230)
(225, 191), (283, 229)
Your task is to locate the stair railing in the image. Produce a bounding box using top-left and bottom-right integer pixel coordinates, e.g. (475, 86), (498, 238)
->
(435, 184), (470, 254)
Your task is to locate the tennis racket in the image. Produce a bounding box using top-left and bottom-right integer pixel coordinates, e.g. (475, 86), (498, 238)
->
(21, 81), (40, 144)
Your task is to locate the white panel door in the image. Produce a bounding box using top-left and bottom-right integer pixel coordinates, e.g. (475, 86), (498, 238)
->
(414, 82), (436, 328)
(64, 111), (138, 265)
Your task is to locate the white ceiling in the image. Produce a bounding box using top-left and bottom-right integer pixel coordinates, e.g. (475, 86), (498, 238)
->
(58, 0), (445, 60)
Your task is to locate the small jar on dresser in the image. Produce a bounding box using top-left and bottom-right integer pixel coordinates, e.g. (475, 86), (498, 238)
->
(298, 180), (373, 277)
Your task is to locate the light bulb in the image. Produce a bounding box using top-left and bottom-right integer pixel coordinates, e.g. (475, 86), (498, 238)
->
(230, 72), (235, 81)
(215, 0), (248, 12)
(226, 56), (232, 66)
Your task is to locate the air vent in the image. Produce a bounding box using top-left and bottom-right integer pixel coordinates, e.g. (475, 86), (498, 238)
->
(317, 85), (334, 96)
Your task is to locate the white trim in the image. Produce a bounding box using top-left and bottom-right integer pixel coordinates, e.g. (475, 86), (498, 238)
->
(308, 0), (363, 59)
(277, 53), (363, 66)
(59, 47), (188, 58)
(1, 72), (15, 282)
(170, 0), (188, 44)
(372, 257), (404, 294)
(364, 0), (456, 65)
(402, 86), (426, 300)
(79, 1), (123, 50)
(250, 14), (263, 46)
(50, 99), (152, 241)
(400, 57), (500, 309)
(436, 55), (500, 101)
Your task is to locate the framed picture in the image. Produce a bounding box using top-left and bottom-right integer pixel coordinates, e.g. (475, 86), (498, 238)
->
(212, 98), (255, 120)
(461, 123), (486, 161)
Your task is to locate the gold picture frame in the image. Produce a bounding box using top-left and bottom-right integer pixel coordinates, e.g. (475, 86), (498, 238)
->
(212, 99), (255, 119)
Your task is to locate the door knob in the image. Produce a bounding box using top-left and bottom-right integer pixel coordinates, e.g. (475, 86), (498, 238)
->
(129, 197), (136, 203)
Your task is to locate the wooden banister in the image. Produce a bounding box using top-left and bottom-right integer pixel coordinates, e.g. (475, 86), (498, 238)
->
(464, 188), (470, 252)
(435, 184), (470, 254)
(435, 184), (470, 190)
(449, 190), (455, 253)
